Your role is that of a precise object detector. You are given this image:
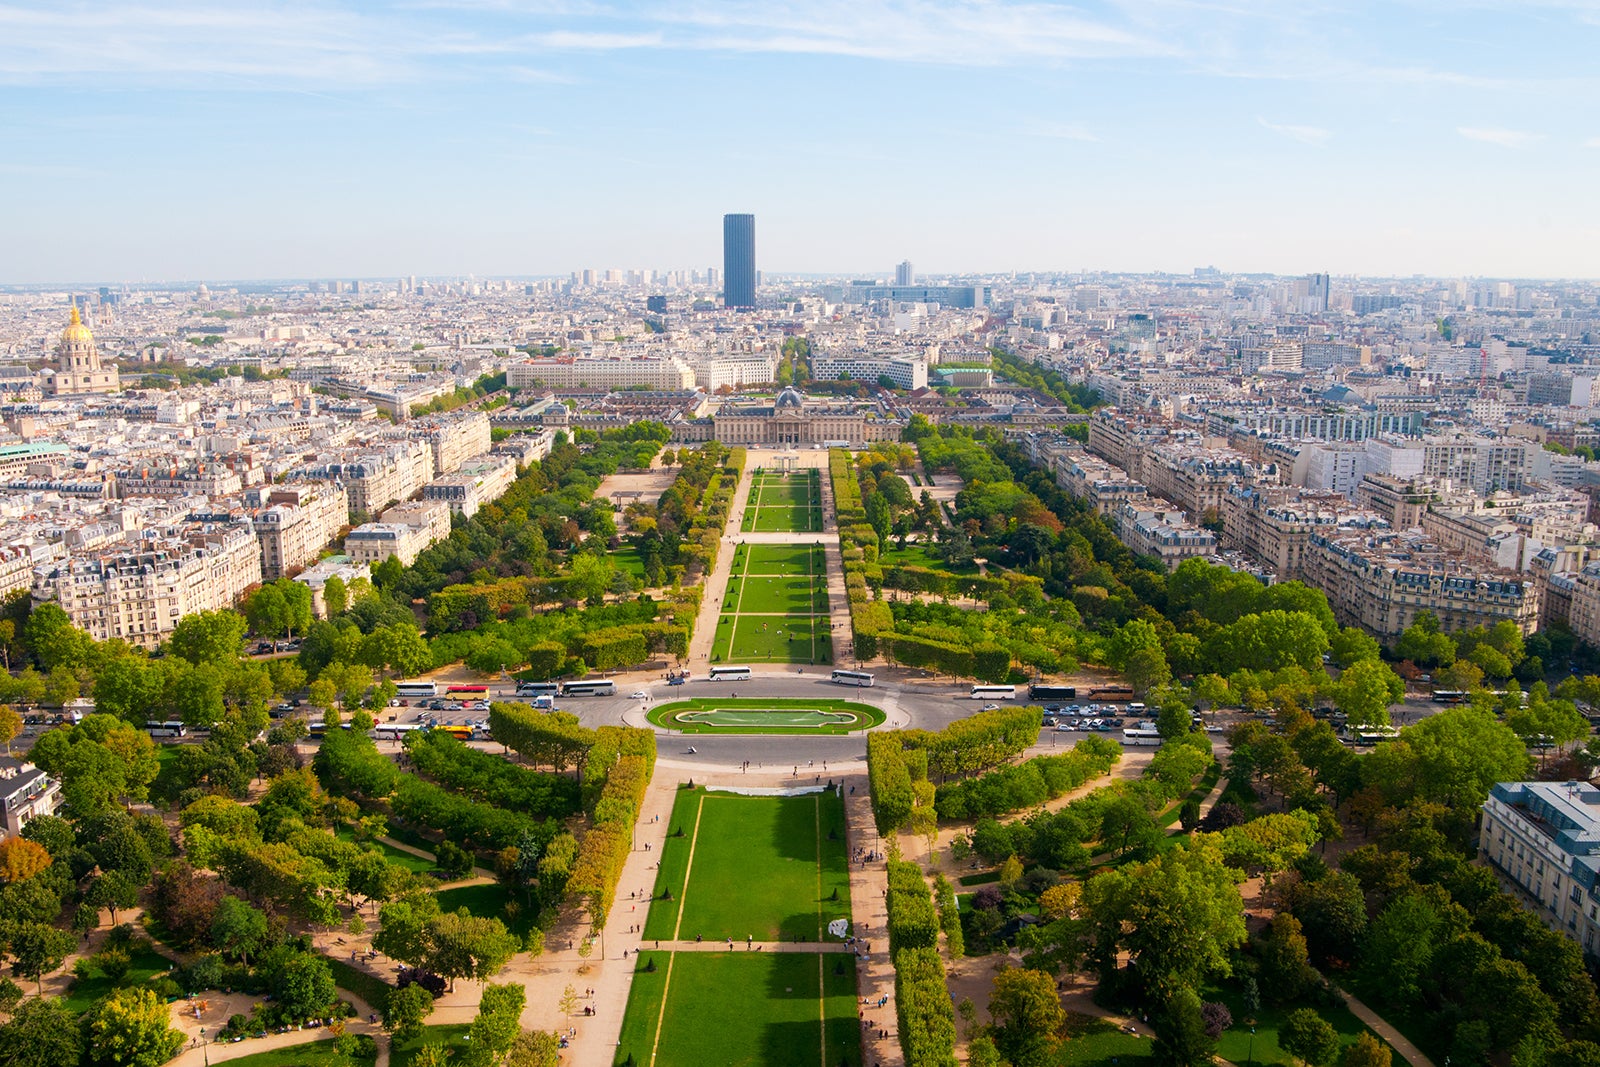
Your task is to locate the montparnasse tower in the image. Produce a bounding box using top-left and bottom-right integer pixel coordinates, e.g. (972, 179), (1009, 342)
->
(45, 302), (120, 396)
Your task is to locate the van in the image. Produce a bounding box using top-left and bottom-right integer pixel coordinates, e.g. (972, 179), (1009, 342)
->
(533, 695), (556, 710)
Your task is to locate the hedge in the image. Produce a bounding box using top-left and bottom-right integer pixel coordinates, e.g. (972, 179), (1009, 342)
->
(389, 775), (549, 852)
(868, 733), (915, 835)
(895, 946), (958, 1067)
(404, 729), (581, 819)
(897, 705), (1044, 781)
(488, 702), (594, 773)
(933, 734), (1120, 821)
(582, 726), (657, 810)
(932, 874), (964, 958)
(886, 859), (939, 954)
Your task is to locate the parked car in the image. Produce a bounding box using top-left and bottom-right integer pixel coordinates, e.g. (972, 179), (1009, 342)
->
(629, 690), (649, 699)
(982, 703), (1001, 711)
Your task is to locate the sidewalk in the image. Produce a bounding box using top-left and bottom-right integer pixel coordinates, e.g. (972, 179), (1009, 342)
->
(1340, 990), (1437, 1067)
(686, 458), (756, 666)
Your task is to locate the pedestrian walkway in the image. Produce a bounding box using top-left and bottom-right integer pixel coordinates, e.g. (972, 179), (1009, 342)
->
(686, 460), (756, 666)
(1340, 990), (1437, 1067)
(842, 778), (901, 1067)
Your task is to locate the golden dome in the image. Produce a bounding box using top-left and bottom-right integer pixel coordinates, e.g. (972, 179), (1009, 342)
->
(61, 303), (94, 345)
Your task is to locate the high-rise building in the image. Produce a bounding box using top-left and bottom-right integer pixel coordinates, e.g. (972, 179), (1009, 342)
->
(1305, 272), (1330, 313)
(723, 213), (756, 309)
(895, 260), (914, 286)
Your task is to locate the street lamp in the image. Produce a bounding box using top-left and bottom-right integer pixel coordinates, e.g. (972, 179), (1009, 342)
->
(200, 1027), (209, 1067)
(1247, 1026), (1255, 1067)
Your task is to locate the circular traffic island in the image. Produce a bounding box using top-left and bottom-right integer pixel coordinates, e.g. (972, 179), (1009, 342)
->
(646, 698), (886, 735)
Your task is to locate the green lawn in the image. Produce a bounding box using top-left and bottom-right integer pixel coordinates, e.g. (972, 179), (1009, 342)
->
(877, 543), (978, 575)
(737, 576), (824, 615)
(647, 790), (850, 942)
(616, 951), (861, 1067)
(726, 615), (820, 664)
(639, 787), (701, 941)
(1053, 1013), (1155, 1067)
(1207, 983), (1386, 1066)
(434, 882), (539, 941)
(391, 1024), (472, 1067)
(647, 698), (885, 735)
(611, 544), (647, 579)
(209, 1039), (377, 1067)
(745, 544), (820, 576)
(751, 506), (822, 533)
(60, 945), (179, 1016)
(323, 956), (393, 1014)
(333, 828), (437, 874)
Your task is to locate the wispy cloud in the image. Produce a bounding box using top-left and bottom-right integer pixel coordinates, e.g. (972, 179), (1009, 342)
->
(1258, 117), (1331, 145)
(1585, 136), (1600, 148)
(1457, 126), (1544, 148)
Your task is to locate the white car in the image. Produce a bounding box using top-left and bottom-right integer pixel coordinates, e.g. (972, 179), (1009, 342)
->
(982, 703), (1001, 711)
(629, 690), (650, 700)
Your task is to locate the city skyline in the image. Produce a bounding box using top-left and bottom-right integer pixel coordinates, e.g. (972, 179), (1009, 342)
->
(2, 1), (1598, 282)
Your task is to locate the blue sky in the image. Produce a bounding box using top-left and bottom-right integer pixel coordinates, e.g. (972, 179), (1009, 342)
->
(1, 1), (1597, 283)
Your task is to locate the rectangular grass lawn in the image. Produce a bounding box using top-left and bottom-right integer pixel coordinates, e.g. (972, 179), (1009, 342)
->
(675, 791), (851, 941)
(728, 615), (818, 663)
(752, 506), (821, 533)
(737, 576), (820, 614)
(745, 544), (819, 576)
(616, 951), (862, 1067)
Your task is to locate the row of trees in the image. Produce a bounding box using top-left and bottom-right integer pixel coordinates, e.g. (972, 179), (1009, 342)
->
(885, 859), (958, 1067)
(932, 735), (1120, 821)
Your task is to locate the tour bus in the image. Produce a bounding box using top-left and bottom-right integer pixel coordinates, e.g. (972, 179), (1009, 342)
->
(969, 684), (1018, 700)
(374, 723), (423, 742)
(559, 680), (617, 697)
(709, 666), (753, 682)
(145, 720), (187, 739)
(446, 684), (489, 697)
(1028, 684), (1077, 702)
(307, 721), (353, 738)
(1351, 725), (1401, 747)
(1121, 724), (1163, 747)
(1431, 689), (1470, 704)
(515, 681), (560, 697)
(435, 724), (477, 740)
(1087, 685), (1136, 701)
(830, 669), (875, 688)
(395, 681), (438, 700)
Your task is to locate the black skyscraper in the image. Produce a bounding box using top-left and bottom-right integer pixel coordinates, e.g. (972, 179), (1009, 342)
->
(723, 213), (756, 309)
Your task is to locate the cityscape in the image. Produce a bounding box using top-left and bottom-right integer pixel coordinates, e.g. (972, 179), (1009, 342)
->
(3, 4), (1600, 1067)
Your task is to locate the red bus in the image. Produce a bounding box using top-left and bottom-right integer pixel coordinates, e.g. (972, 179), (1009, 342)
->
(446, 685), (489, 696)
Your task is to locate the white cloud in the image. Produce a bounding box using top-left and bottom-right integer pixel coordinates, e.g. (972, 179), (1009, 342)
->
(1257, 117), (1331, 145)
(1584, 136), (1600, 148)
(1457, 126), (1545, 148)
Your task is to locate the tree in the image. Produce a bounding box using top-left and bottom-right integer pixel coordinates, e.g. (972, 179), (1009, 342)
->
(989, 966), (1065, 1067)
(9, 922), (72, 993)
(245, 584), (288, 639)
(1280, 1009), (1340, 1067)
(464, 982), (525, 1067)
(323, 575), (348, 617)
(262, 947), (336, 1020)
(212, 894), (270, 963)
(384, 983), (435, 1043)
(505, 1030), (563, 1067)
(0, 838), (50, 883)
(85, 869), (141, 926)
(866, 493), (892, 548)
(23, 603), (92, 671)
(0, 706), (18, 756)
(1081, 840), (1248, 1000)
(1335, 659), (1403, 728)
(1395, 612), (1455, 668)
(1364, 708), (1531, 810)
(1340, 1032), (1392, 1067)
(1153, 986), (1217, 1067)
(427, 909), (520, 989)
(1257, 913), (1314, 1003)
(85, 986), (185, 1067)
(0, 996), (83, 1067)
(168, 609), (247, 665)
(1127, 646), (1173, 696)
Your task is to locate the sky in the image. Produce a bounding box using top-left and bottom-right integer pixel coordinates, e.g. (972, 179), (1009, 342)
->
(1, 0), (1598, 283)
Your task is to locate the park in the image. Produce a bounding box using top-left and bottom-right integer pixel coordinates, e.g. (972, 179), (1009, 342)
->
(715, 543), (834, 665)
(646, 698), (885, 734)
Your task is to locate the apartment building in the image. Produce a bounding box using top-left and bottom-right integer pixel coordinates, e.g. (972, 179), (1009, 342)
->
(250, 483), (349, 579)
(1142, 447), (1258, 521)
(1114, 500), (1217, 570)
(1049, 446), (1149, 516)
(507, 356), (696, 391)
(1301, 527), (1538, 638)
(1220, 485), (1353, 579)
(292, 440), (433, 518)
(810, 355), (928, 390)
(345, 501), (451, 567)
(0, 545), (34, 599)
(1480, 781), (1600, 958)
(32, 520), (263, 647)
(403, 412), (493, 478)
(116, 465), (244, 500)
(422, 453), (517, 518)
(0, 757), (61, 839)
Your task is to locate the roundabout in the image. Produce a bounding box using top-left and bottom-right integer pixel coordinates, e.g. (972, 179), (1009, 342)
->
(646, 697), (886, 734)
